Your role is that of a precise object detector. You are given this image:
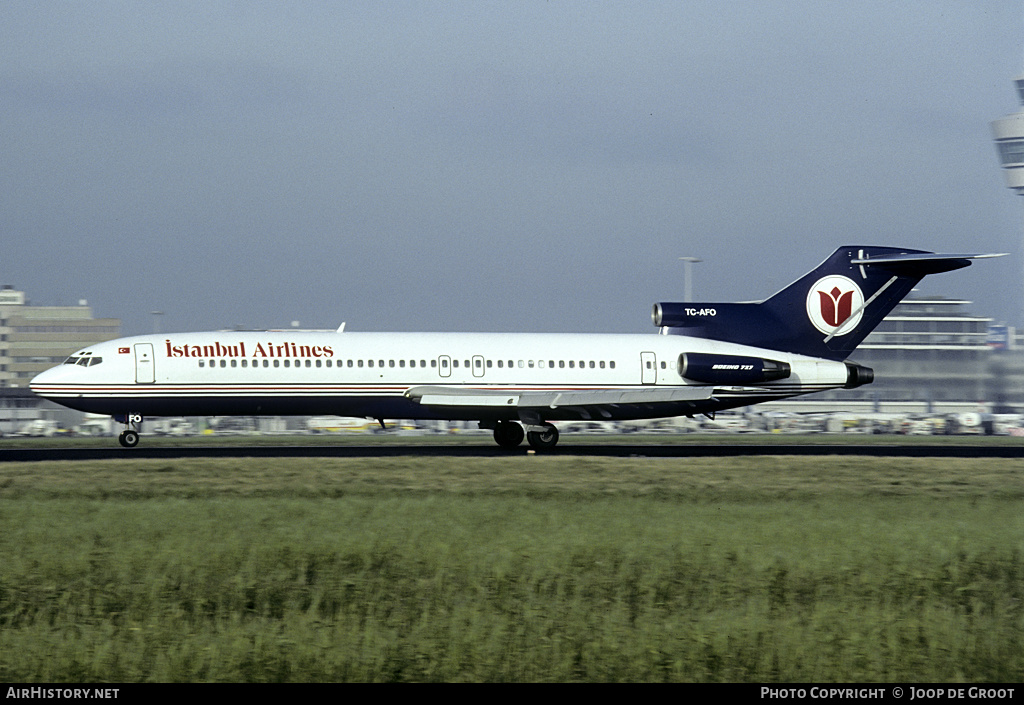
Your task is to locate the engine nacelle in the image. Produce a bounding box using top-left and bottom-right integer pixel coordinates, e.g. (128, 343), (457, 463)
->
(843, 362), (874, 389)
(677, 353), (791, 385)
(654, 302), (700, 328)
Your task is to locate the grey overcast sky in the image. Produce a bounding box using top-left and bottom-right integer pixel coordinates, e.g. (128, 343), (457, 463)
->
(2, 1), (1023, 336)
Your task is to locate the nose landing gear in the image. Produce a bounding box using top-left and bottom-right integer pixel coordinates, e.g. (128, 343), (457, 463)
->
(118, 429), (140, 448)
(114, 414), (143, 448)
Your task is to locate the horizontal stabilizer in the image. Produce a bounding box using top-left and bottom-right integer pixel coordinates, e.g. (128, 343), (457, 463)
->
(851, 251), (1006, 276)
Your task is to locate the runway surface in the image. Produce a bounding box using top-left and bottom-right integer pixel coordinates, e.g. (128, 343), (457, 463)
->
(3, 442), (1024, 462)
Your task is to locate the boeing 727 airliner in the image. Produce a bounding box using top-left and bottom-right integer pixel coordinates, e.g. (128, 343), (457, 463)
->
(30, 246), (1000, 448)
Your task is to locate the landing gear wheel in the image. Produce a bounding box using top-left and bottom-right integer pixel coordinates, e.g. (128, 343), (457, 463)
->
(118, 430), (139, 448)
(493, 420), (525, 448)
(526, 423), (559, 450)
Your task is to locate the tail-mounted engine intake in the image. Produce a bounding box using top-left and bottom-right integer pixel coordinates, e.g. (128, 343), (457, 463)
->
(677, 353), (791, 385)
(843, 362), (874, 389)
(653, 302), (698, 328)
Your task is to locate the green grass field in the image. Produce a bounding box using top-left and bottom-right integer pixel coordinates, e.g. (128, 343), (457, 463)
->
(0, 452), (1022, 682)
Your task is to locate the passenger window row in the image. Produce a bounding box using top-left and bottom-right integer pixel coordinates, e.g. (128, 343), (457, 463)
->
(195, 358), (617, 370)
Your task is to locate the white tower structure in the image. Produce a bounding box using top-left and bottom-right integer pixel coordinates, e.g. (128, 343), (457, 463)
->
(992, 75), (1024, 195)
(993, 73), (1024, 337)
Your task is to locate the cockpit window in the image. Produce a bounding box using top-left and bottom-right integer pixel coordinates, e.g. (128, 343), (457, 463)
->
(65, 354), (102, 367)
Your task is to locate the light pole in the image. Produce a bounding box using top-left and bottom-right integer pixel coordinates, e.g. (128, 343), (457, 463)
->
(678, 257), (702, 302)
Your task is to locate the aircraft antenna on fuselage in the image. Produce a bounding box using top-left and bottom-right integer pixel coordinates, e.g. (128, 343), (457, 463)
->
(337, 322), (346, 332)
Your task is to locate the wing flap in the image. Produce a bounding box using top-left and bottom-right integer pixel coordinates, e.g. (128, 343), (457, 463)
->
(406, 385), (713, 409)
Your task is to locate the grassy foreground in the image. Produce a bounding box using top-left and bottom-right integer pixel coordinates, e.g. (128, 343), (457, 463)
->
(0, 455), (1022, 682)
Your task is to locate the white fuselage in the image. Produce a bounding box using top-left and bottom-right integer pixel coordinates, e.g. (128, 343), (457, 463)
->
(30, 330), (851, 422)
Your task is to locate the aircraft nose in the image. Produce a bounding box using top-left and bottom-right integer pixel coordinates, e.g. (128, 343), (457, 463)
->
(30, 367), (54, 393)
(30, 363), (72, 397)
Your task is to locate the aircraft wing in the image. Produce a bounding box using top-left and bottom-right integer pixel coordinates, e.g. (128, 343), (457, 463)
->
(404, 385), (714, 411)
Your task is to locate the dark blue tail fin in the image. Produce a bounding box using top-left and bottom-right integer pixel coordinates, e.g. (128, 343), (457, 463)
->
(653, 246), (998, 361)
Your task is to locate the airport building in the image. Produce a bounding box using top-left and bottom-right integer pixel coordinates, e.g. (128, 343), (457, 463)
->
(840, 297), (993, 406)
(0, 286), (120, 434)
(0, 286), (121, 388)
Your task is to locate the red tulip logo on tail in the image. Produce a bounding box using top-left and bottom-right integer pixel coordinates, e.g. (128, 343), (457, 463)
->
(806, 276), (864, 336)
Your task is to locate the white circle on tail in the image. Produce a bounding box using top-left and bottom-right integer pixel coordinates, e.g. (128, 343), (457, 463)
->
(806, 275), (864, 336)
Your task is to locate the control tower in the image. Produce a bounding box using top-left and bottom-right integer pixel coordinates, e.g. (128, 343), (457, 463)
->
(992, 75), (1024, 194)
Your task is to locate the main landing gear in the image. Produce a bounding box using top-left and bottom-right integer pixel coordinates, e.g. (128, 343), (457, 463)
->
(493, 420), (525, 448)
(491, 420), (559, 450)
(526, 424), (559, 450)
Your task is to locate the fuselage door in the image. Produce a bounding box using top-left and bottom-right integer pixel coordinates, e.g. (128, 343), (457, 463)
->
(438, 355), (452, 378)
(641, 351), (657, 385)
(134, 343), (155, 384)
(472, 355), (485, 378)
